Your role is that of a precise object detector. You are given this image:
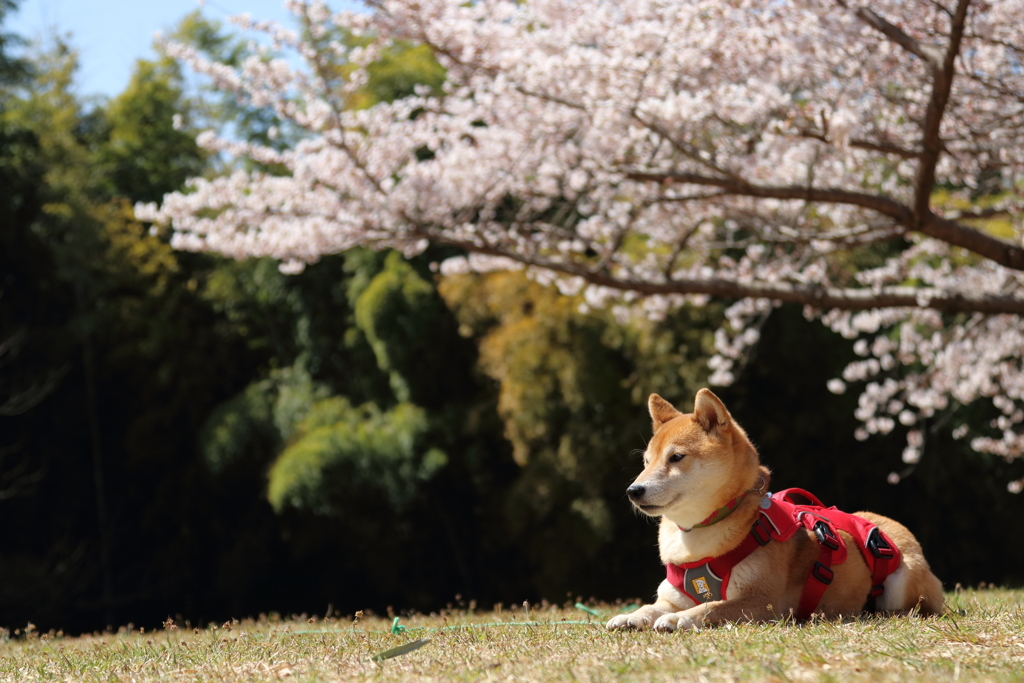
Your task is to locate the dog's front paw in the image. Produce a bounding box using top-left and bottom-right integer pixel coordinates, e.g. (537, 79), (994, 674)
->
(653, 612), (699, 633)
(605, 610), (658, 631)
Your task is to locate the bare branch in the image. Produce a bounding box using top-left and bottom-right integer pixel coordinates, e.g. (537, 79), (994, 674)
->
(849, 139), (923, 159)
(837, 1), (945, 71)
(920, 213), (1024, 269)
(927, 0), (954, 17)
(946, 207), (1017, 220)
(651, 191), (728, 204)
(799, 128), (922, 159)
(626, 170), (914, 223)
(631, 111), (744, 181)
(664, 220), (703, 281)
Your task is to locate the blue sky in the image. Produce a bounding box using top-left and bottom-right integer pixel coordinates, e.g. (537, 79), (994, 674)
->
(9, 0), (361, 99)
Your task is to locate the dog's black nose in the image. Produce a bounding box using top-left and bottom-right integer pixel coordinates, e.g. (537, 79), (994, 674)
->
(626, 484), (646, 499)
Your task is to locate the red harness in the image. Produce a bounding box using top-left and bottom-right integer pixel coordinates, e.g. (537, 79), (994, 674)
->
(665, 488), (901, 619)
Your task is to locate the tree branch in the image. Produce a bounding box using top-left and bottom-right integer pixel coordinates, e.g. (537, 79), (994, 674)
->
(423, 233), (1024, 315)
(631, 111), (743, 181)
(799, 127), (922, 158)
(837, 1), (945, 71)
(627, 170), (1024, 272)
(625, 171), (914, 222)
(914, 0), (972, 223)
(920, 213), (1024, 269)
(947, 207), (1020, 220)
(849, 138), (923, 159)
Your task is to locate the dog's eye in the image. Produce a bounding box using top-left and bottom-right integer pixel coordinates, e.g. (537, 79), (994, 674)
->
(669, 452), (686, 463)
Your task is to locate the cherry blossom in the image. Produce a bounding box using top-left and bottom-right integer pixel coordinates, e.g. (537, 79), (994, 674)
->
(137, 0), (1024, 491)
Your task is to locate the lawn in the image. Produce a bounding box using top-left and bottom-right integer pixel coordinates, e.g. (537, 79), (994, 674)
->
(1, 588), (1021, 682)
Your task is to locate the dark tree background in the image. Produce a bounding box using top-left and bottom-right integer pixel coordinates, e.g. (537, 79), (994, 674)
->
(1, 2), (1021, 635)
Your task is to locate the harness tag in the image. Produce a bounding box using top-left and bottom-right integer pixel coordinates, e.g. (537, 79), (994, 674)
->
(684, 563), (724, 603)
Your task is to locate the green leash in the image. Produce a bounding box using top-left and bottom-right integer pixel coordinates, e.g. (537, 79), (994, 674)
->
(285, 603), (640, 663)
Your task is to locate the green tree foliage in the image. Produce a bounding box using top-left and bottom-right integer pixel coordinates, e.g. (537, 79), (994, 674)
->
(188, 20), (466, 589)
(267, 398), (446, 514)
(168, 11), (445, 150)
(192, 249), (505, 610)
(361, 42), (445, 106)
(0, 108), (52, 502)
(438, 271), (721, 595)
(100, 58), (205, 203)
(0, 0), (29, 90)
(200, 366), (307, 476)
(353, 252), (469, 406)
(0, 29), (260, 630)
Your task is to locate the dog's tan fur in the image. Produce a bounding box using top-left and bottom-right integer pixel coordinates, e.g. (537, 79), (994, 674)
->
(607, 389), (944, 632)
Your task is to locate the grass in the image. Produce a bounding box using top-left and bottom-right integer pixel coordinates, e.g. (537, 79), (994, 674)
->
(1, 588), (1022, 682)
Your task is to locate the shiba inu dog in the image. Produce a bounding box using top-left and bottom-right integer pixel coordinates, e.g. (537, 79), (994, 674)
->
(606, 389), (944, 632)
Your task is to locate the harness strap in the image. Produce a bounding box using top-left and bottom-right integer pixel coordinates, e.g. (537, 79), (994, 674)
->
(708, 525), (764, 578)
(793, 516), (840, 618)
(865, 526), (899, 603)
(797, 541), (835, 618)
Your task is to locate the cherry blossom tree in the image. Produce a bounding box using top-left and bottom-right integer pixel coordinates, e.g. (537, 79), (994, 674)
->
(138, 0), (1024, 489)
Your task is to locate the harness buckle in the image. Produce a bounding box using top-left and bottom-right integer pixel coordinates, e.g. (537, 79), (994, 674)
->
(869, 584), (885, 599)
(750, 519), (772, 546)
(813, 520), (840, 551)
(812, 562), (834, 585)
(866, 527), (895, 559)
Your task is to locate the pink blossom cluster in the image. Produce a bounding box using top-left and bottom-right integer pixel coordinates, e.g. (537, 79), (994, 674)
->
(819, 236), (1024, 485)
(137, 0), (1024, 491)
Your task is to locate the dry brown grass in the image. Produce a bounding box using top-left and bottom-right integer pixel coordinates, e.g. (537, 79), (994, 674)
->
(1, 588), (1022, 682)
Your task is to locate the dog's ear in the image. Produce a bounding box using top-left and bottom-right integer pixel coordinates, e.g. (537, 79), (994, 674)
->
(649, 394), (682, 431)
(693, 388), (732, 434)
